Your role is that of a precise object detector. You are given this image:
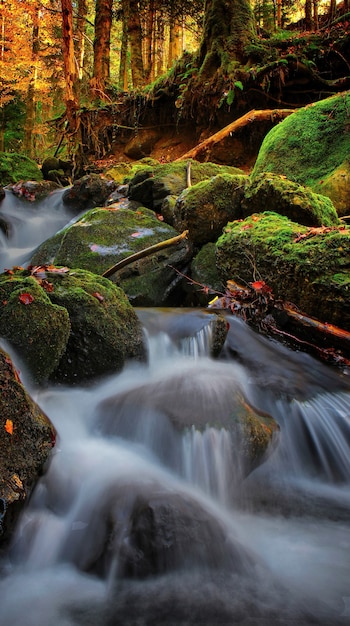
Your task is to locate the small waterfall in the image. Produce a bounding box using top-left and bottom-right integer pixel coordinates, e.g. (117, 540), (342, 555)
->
(0, 188), (77, 271)
(182, 426), (235, 505)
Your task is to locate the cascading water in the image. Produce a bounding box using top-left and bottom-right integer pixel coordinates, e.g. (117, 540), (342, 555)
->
(1, 188), (350, 625)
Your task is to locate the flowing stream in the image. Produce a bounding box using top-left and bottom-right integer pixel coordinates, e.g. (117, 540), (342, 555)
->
(1, 188), (350, 625)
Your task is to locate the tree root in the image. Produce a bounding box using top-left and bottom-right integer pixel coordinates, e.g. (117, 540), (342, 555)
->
(175, 109), (295, 161)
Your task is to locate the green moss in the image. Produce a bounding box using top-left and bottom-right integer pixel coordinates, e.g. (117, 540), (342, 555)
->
(0, 152), (43, 186)
(127, 160), (245, 211)
(47, 269), (145, 382)
(31, 206), (176, 276)
(252, 93), (350, 190)
(174, 173), (248, 244)
(0, 273), (70, 382)
(242, 172), (339, 227)
(216, 211), (350, 328)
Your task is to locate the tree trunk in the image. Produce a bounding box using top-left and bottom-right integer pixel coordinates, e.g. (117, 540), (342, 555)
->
(61, 0), (78, 133)
(144, 0), (155, 81)
(198, 0), (257, 77)
(119, 10), (129, 90)
(155, 13), (165, 77)
(167, 16), (183, 69)
(91, 0), (113, 100)
(305, 0), (313, 29)
(76, 0), (87, 82)
(23, 5), (39, 157)
(124, 0), (144, 87)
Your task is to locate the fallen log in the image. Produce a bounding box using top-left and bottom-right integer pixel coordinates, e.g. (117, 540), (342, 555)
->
(208, 279), (350, 368)
(175, 108), (295, 162)
(102, 230), (189, 278)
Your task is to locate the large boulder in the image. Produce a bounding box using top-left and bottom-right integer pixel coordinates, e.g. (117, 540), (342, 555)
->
(0, 267), (145, 383)
(95, 360), (279, 479)
(216, 211), (350, 330)
(0, 347), (55, 547)
(242, 172), (339, 227)
(30, 205), (193, 306)
(0, 152), (43, 187)
(0, 272), (71, 382)
(127, 160), (245, 213)
(173, 174), (248, 245)
(251, 93), (350, 216)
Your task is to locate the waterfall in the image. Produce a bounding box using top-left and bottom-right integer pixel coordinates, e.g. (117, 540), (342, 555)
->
(1, 188), (350, 625)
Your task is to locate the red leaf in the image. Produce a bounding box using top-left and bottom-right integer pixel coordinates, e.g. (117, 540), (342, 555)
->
(5, 419), (13, 435)
(251, 280), (273, 293)
(19, 293), (34, 305)
(131, 231), (142, 237)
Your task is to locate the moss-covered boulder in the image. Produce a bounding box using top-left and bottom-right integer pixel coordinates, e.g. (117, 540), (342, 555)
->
(0, 267), (146, 383)
(251, 93), (350, 215)
(242, 172), (339, 227)
(174, 174), (248, 245)
(45, 269), (146, 383)
(30, 205), (193, 306)
(190, 243), (224, 305)
(216, 211), (350, 329)
(0, 152), (43, 187)
(0, 347), (55, 547)
(0, 273), (71, 382)
(127, 160), (245, 213)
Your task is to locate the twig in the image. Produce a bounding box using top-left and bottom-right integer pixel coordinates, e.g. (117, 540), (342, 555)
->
(102, 230), (189, 278)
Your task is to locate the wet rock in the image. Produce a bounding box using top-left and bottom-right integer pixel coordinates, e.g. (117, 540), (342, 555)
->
(10, 180), (61, 201)
(96, 359), (279, 478)
(0, 187), (5, 201)
(0, 348), (55, 547)
(30, 206), (193, 307)
(62, 174), (118, 211)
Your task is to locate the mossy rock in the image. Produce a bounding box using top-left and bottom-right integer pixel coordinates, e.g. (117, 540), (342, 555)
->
(0, 273), (70, 382)
(190, 243), (225, 305)
(312, 159), (350, 217)
(174, 174), (249, 245)
(127, 160), (245, 212)
(242, 172), (339, 227)
(0, 347), (55, 546)
(30, 206), (193, 306)
(251, 93), (350, 214)
(0, 152), (43, 186)
(216, 211), (350, 329)
(46, 269), (146, 383)
(0, 267), (146, 383)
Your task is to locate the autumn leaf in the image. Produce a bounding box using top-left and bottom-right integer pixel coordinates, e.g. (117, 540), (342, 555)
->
(5, 419), (13, 435)
(19, 292), (34, 305)
(131, 232), (142, 237)
(251, 280), (273, 293)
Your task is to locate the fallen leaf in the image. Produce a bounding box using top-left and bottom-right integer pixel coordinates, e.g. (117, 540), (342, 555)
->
(5, 419), (13, 435)
(19, 292), (34, 305)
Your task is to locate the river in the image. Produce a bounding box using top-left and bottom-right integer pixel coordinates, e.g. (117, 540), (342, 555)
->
(0, 188), (350, 625)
